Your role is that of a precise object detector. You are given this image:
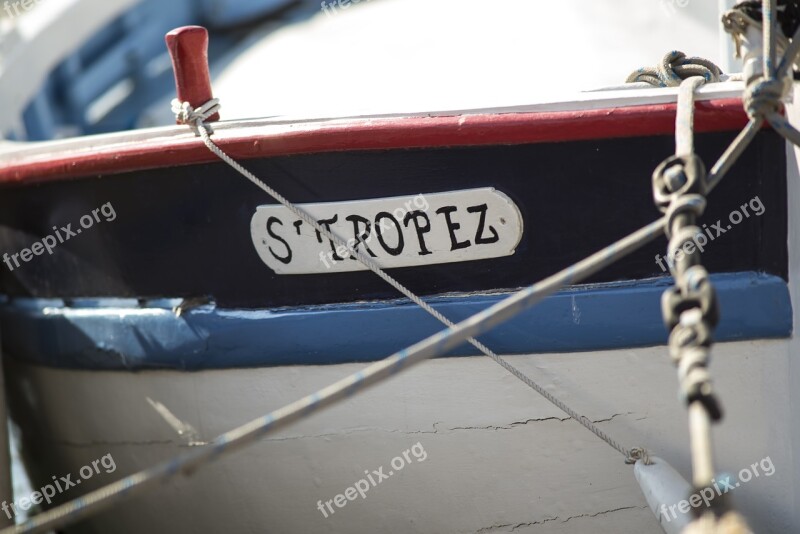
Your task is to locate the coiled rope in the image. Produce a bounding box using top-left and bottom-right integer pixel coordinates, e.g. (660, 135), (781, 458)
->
(626, 51), (722, 88)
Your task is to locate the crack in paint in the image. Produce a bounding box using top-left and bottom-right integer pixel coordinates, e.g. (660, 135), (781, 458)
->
(448, 417), (570, 431)
(474, 505), (646, 532)
(40, 413), (636, 447)
(44, 438), (175, 448)
(560, 505), (645, 523)
(450, 412), (632, 431)
(591, 412), (633, 424)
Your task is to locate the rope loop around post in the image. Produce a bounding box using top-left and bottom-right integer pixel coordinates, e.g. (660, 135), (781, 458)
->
(171, 98), (221, 132)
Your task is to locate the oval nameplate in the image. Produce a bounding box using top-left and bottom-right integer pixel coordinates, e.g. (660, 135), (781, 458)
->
(250, 187), (523, 275)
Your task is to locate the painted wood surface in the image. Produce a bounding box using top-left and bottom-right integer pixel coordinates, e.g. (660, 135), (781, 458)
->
(5, 339), (795, 532)
(0, 129), (786, 308)
(0, 272), (790, 370)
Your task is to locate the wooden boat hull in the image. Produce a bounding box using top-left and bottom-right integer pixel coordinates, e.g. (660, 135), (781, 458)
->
(1, 89), (798, 532)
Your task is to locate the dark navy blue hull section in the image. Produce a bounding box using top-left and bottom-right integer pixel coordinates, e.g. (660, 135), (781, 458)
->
(0, 272), (790, 370)
(0, 130), (788, 308)
(0, 117), (790, 370)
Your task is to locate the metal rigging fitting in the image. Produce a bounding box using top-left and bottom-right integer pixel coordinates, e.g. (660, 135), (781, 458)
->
(653, 152), (723, 425)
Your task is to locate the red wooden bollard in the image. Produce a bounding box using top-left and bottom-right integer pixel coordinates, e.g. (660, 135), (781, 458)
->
(165, 26), (220, 123)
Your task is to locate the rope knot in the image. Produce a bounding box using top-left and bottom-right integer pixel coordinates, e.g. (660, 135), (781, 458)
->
(171, 98), (221, 131)
(743, 77), (787, 119)
(626, 447), (652, 465)
(626, 51), (722, 88)
(721, 10), (752, 60)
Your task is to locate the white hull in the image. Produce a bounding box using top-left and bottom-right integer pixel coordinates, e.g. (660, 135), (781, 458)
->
(6, 338), (797, 533)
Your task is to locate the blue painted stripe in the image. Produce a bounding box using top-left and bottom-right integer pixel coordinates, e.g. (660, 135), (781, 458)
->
(0, 272), (791, 371)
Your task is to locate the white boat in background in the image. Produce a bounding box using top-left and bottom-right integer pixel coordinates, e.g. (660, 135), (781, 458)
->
(1, 1), (800, 533)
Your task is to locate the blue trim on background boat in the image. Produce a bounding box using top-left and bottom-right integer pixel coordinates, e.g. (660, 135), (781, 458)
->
(16, 0), (296, 140)
(0, 272), (791, 371)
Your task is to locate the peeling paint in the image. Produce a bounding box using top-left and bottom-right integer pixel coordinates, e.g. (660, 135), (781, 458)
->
(146, 397), (206, 446)
(571, 295), (581, 325)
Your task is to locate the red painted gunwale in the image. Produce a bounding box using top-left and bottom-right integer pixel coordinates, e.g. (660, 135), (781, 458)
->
(0, 97), (748, 185)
